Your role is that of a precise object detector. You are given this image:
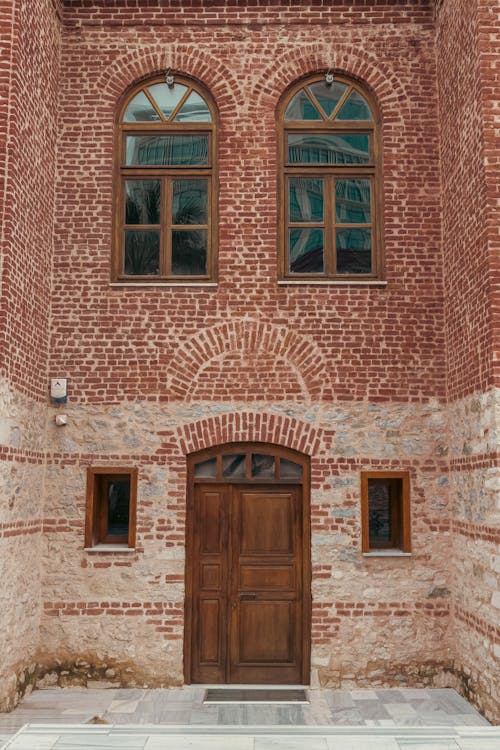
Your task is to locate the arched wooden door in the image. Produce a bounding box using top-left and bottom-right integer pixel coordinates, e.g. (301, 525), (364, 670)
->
(184, 444), (311, 684)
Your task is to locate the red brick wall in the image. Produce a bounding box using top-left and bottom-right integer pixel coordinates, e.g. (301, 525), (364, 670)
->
(0, 0), (60, 400)
(49, 0), (445, 405)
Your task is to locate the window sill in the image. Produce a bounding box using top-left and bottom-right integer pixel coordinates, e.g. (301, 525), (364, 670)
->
(362, 550), (412, 557)
(278, 280), (387, 286)
(110, 282), (217, 288)
(84, 545), (136, 553)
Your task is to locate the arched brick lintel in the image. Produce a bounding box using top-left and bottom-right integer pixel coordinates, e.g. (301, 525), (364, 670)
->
(96, 44), (239, 116)
(252, 43), (408, 126)
(165, 319), (333, 402)
(172, 410), (333, 458)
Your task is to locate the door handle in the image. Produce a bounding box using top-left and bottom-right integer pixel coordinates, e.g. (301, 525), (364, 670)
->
(240, 593), (257, 600)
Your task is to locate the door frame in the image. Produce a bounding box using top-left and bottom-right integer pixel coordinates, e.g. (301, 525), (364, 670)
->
(184, 441), (312, 685)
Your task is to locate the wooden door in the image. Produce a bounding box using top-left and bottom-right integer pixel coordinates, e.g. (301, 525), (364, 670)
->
(188, 483), (306, 684)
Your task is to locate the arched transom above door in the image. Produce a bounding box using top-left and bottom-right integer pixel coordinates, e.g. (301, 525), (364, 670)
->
(189, 443), (307, 483)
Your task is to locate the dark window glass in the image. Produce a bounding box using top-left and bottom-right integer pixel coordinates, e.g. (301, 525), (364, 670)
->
(289, 178), (324, 223)
(171, 229), (207, 275)
(194, 458), (217, 478)
(172, 180), (208, 225)
(222, 454), (246, 478)
(107, 479), (130, 537)
(124, 230), (160, 275)
(289, 228), (324, 273)
(368, 478), (403, 548)
(126, 180), (160, 225)
(335, 179), (371, 224)
(288, 133), (370, 165)
(308, 81), (348, 118)
(126, 135), (209, 166)
(280, 459), (303, 480)
(251, 454), (275, 478)
(336, 229), (371, 274)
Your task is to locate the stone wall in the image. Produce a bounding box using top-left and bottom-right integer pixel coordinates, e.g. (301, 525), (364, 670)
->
(0, 0), (60, 711)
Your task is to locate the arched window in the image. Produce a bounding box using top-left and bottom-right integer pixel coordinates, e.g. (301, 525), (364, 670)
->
(113, 75), (217, 282)
(279, 74), (382, 280)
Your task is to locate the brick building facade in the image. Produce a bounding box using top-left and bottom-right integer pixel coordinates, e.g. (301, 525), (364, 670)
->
(0, 0), (498, 723)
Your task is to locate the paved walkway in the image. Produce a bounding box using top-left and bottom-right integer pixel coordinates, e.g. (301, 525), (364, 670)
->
(0, 687), (498, 749)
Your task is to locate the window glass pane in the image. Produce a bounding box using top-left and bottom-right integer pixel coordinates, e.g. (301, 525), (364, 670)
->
(285, 89), (322, 121)
(172, 180), (208, 225)
(147, 83), (188, 120)
(251, 454), (275, 478)
(335, 179), (371, 224)
(308, 81), (348, 118)
(336, 229), (371, 274)
(107, 479), (130, 537)
(171, 229), (207, 275)
(288, 134), (370, 164)
(289, 178), (323, 223)
(194, 458), (217, 478)
(125, 180), (160, 225)
(174, 90), (212, 122)
(337, 89), (372, 120)
(124, 230), (160, 275)
(289, 228), (324, 273)
(280, 459), (303, 480)
(126, 135), (209, 166)
(222, 454), (246, 478)
(367, 478), (402, 548)
(124, 91), (161, 122)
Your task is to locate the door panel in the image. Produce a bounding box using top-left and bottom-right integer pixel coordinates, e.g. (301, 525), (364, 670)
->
(189, 483), (305, 684)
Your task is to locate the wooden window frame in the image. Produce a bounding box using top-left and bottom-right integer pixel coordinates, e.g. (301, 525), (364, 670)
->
(85, 467), (138, 548)
(278, 74), (384, 281)
(360, 471), (410, 553)
(113, 75), (218, 283)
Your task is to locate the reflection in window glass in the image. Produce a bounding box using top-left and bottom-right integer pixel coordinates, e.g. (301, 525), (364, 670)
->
(280, 459), (302, 480)
(171, 230), (207, 275)
(147, 83), (188, 120)
(335, 179), (371, 224)
(251, 454), (275, 478)
(174, 91), (212, 122)
(337, 89), (373, 120)
(222, 454), (246, 478)
(336, 229), (371, 274)
(124, 91), (160, 122)
(285, 90), (322, 120)
(124, 230), (160, 275)
(289, 178), (324, 223)
(288, 134), (369, 165)
(126, 180), (161, 225)
(194, 458), (217, 478)
(126, 135), (209, 166)
(289, 228), (324, 273)
(107, 479), (130, 537)
(308, 81), (348, 118)
(172, 180), (208, 225)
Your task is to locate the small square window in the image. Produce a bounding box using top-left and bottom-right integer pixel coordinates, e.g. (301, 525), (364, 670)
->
(360, 472), (410, 553)
(85, 468), (138, 548)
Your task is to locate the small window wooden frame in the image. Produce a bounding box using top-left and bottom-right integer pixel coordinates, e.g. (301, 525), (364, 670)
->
(113, 75), (218, 283)
(278, 73), (383, 281)
(85, 467), (138, 548)
(361, 471), (410, 553)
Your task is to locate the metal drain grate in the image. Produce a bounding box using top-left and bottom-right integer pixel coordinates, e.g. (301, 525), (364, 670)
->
(203, 688), (308, 704)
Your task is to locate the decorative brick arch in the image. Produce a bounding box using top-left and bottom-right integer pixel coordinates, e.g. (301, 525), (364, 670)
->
(96, 43), (239, 116)
(174, 410), (334, 457)
(251, 43), (408, 128)
(165, 319), (333, 402)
